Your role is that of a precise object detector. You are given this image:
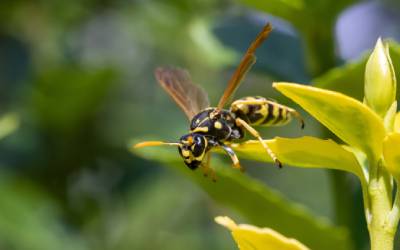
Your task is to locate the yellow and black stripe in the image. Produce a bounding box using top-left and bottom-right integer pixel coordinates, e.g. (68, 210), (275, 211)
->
(230, 96), (294, 127)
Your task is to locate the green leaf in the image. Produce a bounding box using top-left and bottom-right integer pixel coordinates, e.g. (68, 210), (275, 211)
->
(225, 136), (363, 179)
(215, 216), (309, 250)
(0, 113), (19, 140)
(238, 0), (357, 76)
(383, 133), (400, 180)
(189, 19), (237, 68)
(132, 144), (353, 250)
(274, 83), (386, 162)
(237, 0), (304, 23)
(237, 0), (354, 26)
(90, 174), (226, 250)
(31, 67), (116, 133)
(0, 176), (88, 250)
(314, 41), (400, 101)
(313, 56), (367, 100)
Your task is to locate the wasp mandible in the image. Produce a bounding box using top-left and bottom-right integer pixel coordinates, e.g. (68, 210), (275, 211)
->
(134, 23), (304, 180)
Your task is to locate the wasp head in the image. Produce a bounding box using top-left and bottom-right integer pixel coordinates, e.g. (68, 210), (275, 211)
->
(178, 133), (208, 170)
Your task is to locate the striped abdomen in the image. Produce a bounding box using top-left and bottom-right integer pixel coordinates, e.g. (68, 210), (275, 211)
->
(230, 96), (303, 127)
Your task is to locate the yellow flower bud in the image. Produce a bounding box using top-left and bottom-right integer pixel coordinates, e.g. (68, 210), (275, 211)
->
(364, 38), (397, 117)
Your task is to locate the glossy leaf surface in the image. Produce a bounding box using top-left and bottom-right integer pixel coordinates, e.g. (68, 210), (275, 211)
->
(132, 143), (352, 250)
(226, 137), (363, 178)
(274, 83), (386, 161)
(215, 216), (309, 250)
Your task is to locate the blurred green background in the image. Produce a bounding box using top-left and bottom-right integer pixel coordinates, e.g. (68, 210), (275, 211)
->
(1, 0), (400, 249)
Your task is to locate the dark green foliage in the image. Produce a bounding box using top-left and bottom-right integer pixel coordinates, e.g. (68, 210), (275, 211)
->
(0, 0), (400, 249)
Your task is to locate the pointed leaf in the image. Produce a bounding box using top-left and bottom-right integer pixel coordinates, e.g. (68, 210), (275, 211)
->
(215, 216), (309, 250)
(274, 83), (386, 161)
(225, 136), (363, 178)
(383, 133), (400, 180)
(131, 143), (353, 250)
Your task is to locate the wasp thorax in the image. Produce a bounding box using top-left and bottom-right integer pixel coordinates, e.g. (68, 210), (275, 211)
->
(178, 133), (208, 170)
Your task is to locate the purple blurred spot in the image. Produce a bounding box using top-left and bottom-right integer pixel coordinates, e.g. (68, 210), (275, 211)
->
(336, 1), (400, 60)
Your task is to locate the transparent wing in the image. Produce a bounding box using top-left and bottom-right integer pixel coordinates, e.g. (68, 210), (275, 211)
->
(217, 23), (273, 109)
(155, 67), (210, 120)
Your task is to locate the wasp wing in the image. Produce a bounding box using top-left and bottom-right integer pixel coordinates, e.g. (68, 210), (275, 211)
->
(155, 67), (210, 120)
(217, 23), (272, 109)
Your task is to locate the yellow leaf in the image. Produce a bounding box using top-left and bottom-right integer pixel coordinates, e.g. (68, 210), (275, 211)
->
(274, 82), (386, 162)
(383, 133), (400, 179)
(132, 139), (353, 250)
(225, 136), (364, 178)
(394, 112), (400, 132)
(215, 216), (309, 250)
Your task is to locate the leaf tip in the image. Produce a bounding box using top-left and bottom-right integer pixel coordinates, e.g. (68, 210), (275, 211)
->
(215, 216), (237, 230)
(215, 216), (310, 250)
(272, 82), (291, 89)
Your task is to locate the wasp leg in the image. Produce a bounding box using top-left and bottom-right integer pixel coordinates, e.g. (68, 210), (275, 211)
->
(235, 117), (282, 168)
(220, 144), (245, 172)
(201, 153), (217, 182)
(290, 110), (305, 129)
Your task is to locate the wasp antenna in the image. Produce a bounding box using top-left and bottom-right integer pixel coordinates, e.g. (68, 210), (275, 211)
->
(133, 141), (180, 149)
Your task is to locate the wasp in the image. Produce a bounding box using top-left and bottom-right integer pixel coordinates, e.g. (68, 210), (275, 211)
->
(134, 23), (304, 180)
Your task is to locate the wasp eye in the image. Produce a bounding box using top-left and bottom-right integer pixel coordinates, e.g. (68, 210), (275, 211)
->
(191, 136), (206, 157)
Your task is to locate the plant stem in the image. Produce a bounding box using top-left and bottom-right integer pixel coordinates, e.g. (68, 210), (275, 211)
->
(368, 162), (395, 250)
(387, 188), (400, 230)
(369, 226), (394, 250)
